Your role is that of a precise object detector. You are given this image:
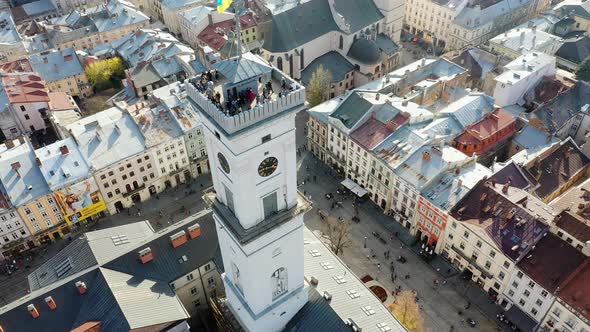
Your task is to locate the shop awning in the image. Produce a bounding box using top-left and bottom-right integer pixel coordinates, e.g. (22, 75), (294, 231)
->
(341, 179), (368, 197)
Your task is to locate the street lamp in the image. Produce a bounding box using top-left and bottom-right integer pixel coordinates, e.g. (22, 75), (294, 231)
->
(364, 236), (367, 249)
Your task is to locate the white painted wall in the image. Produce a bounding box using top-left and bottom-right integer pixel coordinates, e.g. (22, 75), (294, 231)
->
(499, 267), (554, 323)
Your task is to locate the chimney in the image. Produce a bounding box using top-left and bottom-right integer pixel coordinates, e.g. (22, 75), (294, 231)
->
(310, 276), (319, 286)
(502, 181), (510, 194)
(457, 179), (463, 187)
(208, 13), (213, 25)
(564, 146), (573, 159)
(59, 145), (69, 155)
(188, 223), (201, 239)
(375, 93), (380, 100)
(170, 230), (188, 248)
(36, 157), (42, 166)
(422, 151), (431, 161)
(27, 304), (40, 318)
(421, 58), (426, 66)
(18, 136), (25, 144)
(480, 193), (487, 201)
(385, 121), (398, 132)
(401, 99), (408, 106)
(5, 139), (14, 149)
(520, 31), (525, 45)
(491, 178), (497, 187)
(138, 247), (154, 264)
(455, 167), (461, 175)
(45, 296), (57, 310)
(75, 281), (87, 294)
(11, 162), (21, 177)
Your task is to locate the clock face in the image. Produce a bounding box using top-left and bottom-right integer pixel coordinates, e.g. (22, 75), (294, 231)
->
(218, 153), (230, 174)
(258, 157), (278, 177)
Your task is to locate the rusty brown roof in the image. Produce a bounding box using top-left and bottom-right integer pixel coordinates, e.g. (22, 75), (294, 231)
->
(524, 139), (590, 200)
(517, 233), (585, 293)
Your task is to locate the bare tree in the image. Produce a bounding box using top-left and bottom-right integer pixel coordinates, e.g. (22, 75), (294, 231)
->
(323, 216), (352, 255)
(389, 290), (425, 332)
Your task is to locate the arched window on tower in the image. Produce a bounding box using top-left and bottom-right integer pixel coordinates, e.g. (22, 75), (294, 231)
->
(232, 262), (243, 295)
(300, 49), (304, 69)
(277, 56), (283, 71)
(271, 267), (288, 300)
(339, 35), (343, 50)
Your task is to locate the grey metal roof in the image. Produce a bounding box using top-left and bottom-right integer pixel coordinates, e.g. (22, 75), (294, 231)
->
(103, 210), (219, 281)
(330, 91), (373, 129)
(213, 52), (273, 84)
(263, 0), (339, 52)
(101, 268), (189, 329)
(0, 268), (130, 332)
(301, 51), (354, 86)
(331, 0), (384, 33)
(284, 287), (350, 331)
(300, 227), (409, 332)
(28, 237), (98, 291)
(28, 220), (156, 290)
(347, 38), (383, 65)
(375, 33), (399, 55)
(531, 80), (590, 133)
(556, 35), (590, 64)
(440, 94), (495, 129)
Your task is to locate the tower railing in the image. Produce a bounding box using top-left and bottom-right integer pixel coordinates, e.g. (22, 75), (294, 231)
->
(186, 71), (306, 135)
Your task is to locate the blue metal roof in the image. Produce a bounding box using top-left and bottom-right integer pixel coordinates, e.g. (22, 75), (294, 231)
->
(66, 107), (147, 170)
(30, 48), (84, 83)
(34, 137), (92, 191)
(0, 12), (22, 46)
(0, 139), (51, 206)
(22, 0), (56, 16)
(213, 52), (272, 84)
(161, 0), (202, 10)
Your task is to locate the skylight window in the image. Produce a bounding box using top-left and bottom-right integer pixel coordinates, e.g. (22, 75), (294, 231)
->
(377, 323), (392, 332)
(362, 306), (376, 316)
(111, 234), (130, 246)
(308, 249), (321, 257)
(333, 276), (346, 284)
(346, 290), (360, 299)
(320, 262), (334, 270)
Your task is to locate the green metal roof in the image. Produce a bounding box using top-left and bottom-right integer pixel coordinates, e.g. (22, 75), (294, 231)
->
(301, 51), (354, 86)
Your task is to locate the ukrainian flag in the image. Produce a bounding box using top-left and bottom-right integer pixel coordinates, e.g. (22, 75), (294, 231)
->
(217, 0), (233, 12)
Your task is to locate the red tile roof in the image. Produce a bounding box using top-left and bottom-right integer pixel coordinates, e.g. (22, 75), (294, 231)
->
(1, 73), (49, 104)
(557, 258), (590, 320)
(48, 92), (73, 111)
(517, 233), (585, 293)
(197, 13), (257, 51)
(350, 118), (393, 151)
(454, 108), (516, 145)
(0, 58), (33, 73)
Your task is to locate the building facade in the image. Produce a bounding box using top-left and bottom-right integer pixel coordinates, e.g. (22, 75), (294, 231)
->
(189, 53), (309, 331)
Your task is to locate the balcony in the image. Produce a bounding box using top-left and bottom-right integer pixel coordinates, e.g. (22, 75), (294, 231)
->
(122, 184), (146, 198)
(205, 192), (311, 245)
(186, 68), (305, 136)
(452, 245), (493, 279)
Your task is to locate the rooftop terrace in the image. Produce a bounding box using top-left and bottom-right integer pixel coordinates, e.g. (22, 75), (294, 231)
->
(186, 54), (305, 136)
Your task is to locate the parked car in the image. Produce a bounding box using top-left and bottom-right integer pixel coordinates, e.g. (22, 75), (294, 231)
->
(466, 318), (477, 327)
